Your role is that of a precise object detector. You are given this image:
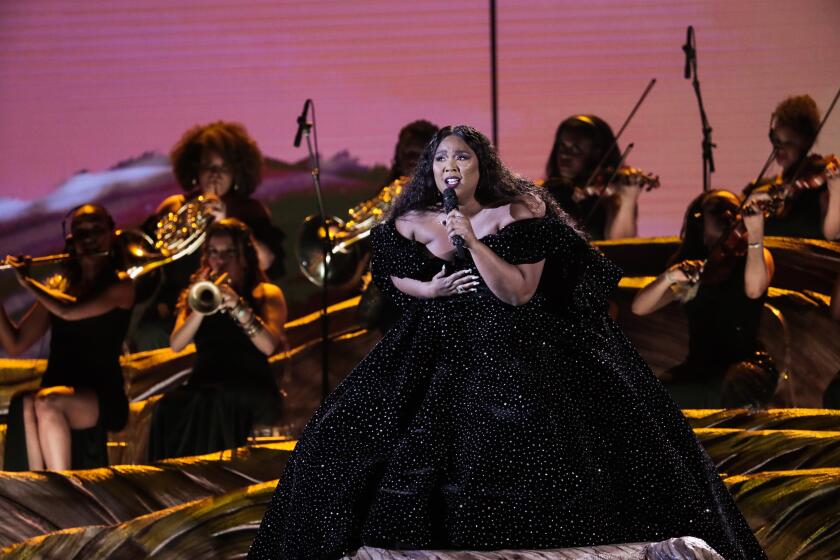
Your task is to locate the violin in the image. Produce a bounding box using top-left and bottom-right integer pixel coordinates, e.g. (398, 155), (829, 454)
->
(700, 154), (838, 286)
(572, 166), (661, 201)
(699, 217), (750, 286)
(743, 153), (839, 216)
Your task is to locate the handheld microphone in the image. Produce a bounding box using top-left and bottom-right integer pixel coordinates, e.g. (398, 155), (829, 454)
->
(682, 26), (695, 80)
(293, 99), (312, 148)
(442, 187), (466, 260)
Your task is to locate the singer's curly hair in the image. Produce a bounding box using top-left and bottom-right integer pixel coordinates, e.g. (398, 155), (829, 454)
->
(387, 125), (567, 223)
(170, 121), (264, 196)
(772, 95), (820, 143)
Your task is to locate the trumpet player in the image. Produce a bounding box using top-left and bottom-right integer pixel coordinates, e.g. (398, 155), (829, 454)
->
(149, 218), (286, 460)
(0, 204), (134, 471)
(631, 190), (777, 408)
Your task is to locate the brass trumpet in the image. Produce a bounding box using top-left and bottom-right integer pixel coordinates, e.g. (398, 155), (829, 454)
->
(297, 177), (406, 287)
(187, 272), (230, 315)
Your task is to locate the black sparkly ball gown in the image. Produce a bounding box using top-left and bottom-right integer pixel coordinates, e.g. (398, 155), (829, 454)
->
(248, 216), (766, 560)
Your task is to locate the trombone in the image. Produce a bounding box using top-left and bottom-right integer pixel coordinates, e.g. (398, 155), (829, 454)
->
(0, 194), (215, 280)
(0, 252), (104, 271)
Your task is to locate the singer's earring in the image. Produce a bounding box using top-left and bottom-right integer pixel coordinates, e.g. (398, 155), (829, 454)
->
(233, 183), (239, 193)
(191, 177), (197, 186)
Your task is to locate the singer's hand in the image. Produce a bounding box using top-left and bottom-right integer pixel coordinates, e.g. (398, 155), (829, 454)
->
(425, 265), (480, 298)
(444, 210), (477, 248)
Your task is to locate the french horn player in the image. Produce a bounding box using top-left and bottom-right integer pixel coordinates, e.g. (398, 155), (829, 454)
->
(135, 121), (286, 350)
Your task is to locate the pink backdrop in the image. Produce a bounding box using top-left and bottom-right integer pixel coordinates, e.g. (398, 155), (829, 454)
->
(1, 0), (839, 236)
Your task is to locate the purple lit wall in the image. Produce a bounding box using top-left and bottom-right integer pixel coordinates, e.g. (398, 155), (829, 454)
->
(1, 0), (839, 236)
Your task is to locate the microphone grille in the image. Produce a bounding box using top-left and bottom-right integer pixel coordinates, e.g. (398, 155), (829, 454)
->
(442, 187), (458, 212)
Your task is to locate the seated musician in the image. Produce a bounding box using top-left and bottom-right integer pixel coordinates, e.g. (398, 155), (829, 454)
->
(148, 219), (286, 460)
(134, 121), (285, 350)
(631, 190), (778, 408)
(0, 205), (134, 470)
(543, 114), (657, 240)
(744, 94), (840, 241)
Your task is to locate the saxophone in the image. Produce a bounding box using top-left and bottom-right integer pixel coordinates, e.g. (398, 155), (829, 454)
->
(297, 177), (407, 288)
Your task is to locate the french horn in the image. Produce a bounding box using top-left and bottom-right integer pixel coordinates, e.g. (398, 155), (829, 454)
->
(121, 194), (215, 280)
(297, 177), (406, 287)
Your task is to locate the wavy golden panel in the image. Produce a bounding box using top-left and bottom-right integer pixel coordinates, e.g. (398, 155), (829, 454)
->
(696, 428), (840, 474)
(5, 469), (838, 560)
(685, 409), (840, 432)
(727, 469), (840, 560)
(0, 443), (293, 549)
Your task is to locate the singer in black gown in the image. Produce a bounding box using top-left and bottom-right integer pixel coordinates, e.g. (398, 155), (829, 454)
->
(248, 126), (766, 560)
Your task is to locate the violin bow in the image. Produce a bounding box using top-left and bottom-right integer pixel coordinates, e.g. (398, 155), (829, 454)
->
(582, 78), (657, 191)
(578, 79), (656, 232)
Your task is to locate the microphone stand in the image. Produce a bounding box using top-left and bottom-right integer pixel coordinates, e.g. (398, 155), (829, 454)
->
(297, 100), (332, 403)
(683, 26), (715, 192)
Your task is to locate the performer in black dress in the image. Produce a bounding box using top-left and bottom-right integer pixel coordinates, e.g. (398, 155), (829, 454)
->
(249, 126), (765, 559)
(148, 218), (286, 460)
(744, 94), (840, 241)
(0, 205), (134, 470)
(632, 190), (777, 408)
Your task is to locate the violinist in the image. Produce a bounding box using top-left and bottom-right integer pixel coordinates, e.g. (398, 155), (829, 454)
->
(543, 115), (658, 240)
(744, 95), (840, 241)
(632, 190), (778, 408)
